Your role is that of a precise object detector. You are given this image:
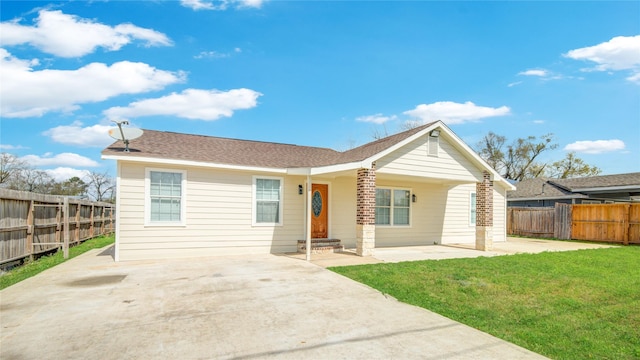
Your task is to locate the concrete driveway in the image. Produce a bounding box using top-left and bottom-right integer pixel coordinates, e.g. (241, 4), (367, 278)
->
(1, 246), (546, 360)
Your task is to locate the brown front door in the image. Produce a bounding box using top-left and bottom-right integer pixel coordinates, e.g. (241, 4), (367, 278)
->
(311, 184), (328, 239)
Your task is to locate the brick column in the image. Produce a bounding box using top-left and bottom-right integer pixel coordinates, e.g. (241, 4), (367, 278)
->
(476, 171), (494, 251)
(356, 166), (376, 256)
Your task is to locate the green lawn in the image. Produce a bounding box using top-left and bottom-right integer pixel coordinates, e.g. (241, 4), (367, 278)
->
(330, 247), (640, 360)
(0, 235), (115, 290)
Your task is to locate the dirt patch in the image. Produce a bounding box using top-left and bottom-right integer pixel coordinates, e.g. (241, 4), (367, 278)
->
(66, 275), (126, 287)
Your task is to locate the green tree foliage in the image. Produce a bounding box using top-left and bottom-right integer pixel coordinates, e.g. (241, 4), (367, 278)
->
(475, 133), (601, 180)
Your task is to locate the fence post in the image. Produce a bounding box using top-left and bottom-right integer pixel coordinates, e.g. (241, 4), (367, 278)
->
(63, 196), (69, 259)
(74, 202), (80, 244)
(623, 204), (630, 246)
(26, 200), (35, 261)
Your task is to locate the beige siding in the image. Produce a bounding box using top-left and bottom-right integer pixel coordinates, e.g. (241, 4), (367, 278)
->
(117, 161), (305, 261)
(330, 176), (357, 247)
(375, 181), (450, 247)
(493, 186), (507, 242)
(440, 183), (476, 245)
(376, 134), (483, 182)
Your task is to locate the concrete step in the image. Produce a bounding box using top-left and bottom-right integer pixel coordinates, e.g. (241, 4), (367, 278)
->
(297, 239), (344, 254)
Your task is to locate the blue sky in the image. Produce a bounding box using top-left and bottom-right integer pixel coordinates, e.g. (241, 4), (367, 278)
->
(1, 0), (639, 182)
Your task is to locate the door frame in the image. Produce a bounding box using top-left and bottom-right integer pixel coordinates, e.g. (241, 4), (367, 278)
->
(310, 181), (331, 239)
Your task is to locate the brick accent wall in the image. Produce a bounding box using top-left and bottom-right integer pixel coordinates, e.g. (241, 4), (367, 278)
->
(476, 171), (494, 227)
(356, 167), (376, 225)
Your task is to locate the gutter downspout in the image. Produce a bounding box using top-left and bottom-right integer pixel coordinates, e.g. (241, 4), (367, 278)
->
(306, 175), (312, 261)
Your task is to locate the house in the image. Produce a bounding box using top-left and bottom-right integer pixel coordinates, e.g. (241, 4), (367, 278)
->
(101, 121), (515, 261)
(507, 173), (640, 207)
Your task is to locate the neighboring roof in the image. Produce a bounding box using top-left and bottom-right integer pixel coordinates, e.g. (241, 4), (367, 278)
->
(508, 173), (640, 200)
(549, 172), (640, 192)
(507, 177), (586, 201)
(101, 122), (435, 169)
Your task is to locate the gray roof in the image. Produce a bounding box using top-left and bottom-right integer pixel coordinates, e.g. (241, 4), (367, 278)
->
(101, 122), (435, 169)
(549, 172), (640, 191)
(509, 173), (640, 200)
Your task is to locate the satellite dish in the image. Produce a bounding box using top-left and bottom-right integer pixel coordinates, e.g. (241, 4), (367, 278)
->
(109, 120), (143, 152)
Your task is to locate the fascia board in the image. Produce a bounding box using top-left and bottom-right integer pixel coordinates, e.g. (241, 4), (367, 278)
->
(572, 185), (640, 193)
(101, 154), (287, 174)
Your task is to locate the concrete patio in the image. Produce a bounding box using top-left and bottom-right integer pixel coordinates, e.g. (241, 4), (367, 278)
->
(286, 237), (618, 267)
(0, 241), (556, 360)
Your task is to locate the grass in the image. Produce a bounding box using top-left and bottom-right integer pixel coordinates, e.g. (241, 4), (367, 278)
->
(330, 247), (640, 360)
(0, 235), (114, 290)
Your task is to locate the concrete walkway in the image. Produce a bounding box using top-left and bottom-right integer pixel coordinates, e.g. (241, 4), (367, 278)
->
(1, 245), (548, 360)
(287, 237), (618, 267)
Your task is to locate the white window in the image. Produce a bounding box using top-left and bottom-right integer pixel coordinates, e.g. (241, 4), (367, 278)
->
(253, 176), (283, 226)
(470, 192), (477, 226)
(375, 188), (411, 226)
(145, 168), (186, 226)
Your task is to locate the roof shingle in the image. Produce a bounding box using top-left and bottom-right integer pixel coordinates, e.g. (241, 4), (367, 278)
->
(101, 122), (436, 169)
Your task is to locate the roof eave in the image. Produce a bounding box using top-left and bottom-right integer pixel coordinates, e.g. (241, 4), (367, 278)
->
(101, 154), (287, 174)
(507, 194), (587, 201)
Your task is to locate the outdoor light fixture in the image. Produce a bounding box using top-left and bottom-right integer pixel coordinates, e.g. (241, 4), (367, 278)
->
(412, 194), (417, 203)
(298, 185), (303, 195)
(430, 129), (440, 137)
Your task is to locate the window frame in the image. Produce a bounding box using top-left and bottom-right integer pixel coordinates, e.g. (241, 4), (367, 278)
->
(375, 187), (412, 227)
(144, 168), (187, 227)
(252, 176), (284, 227)
(470, 191), (477, 226)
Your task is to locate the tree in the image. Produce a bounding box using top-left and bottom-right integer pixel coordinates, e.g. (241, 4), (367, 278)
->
(547, 152), (601, 179)
(87, 171), (115, 202)
(476, 132), (507, 172)
(0, 152), (28, 184)
(50, 176), (89, 197)
(7, 168), (53, 193)
(475, 132), (599, 180)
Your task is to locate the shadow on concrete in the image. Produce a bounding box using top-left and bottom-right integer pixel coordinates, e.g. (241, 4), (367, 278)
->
(97, 245), (115, 260)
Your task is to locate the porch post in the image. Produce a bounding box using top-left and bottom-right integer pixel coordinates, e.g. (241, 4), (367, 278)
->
(306, 175), (312, 261)
(476, 171), (494, 251)
(356, 166), (376, 256)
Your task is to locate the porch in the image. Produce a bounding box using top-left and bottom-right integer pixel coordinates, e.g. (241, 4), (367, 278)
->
(284, 237), (618, 267)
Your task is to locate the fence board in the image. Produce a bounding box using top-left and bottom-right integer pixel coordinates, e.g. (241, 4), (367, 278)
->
(554, 203), (572, 240)
(0, 189), (115, 265)
(508, 207), (555, 238)
(508, 203), (639, 245)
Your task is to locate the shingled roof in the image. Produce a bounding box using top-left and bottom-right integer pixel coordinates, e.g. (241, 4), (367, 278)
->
(549, 172), (640, 191)
(509, 173), (640, 200)
(101, 122), (436, 169)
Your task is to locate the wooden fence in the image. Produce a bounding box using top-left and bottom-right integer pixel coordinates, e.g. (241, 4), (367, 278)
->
(508, 203), (640, 245)
(0, 188), (115, 265)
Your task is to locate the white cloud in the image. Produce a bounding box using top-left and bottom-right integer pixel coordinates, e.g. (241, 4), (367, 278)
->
(44, 167), (91, 182)
(43, 121), (114, 147)
(533, 120), (545, 124)
(564, 35), (640, 71)
(0, 144), (28, 150)
(104, 88), (262, 121)
(627, 72), (640, 84)
(564, 35), (640, 83)
(0, 10), (172, 58)
(507, 81), (522, 87)
(194, 51), (231, 59)
(564, 139), (626, 154)
(356, 113), (397, 124)
(403, 101), (511, 125)
(237, 0), (264, 9)
(0, 49), (185, 118)
(519, 69), (549, 77)
(180, 0), (263, 11)
(21, 152), (99, 167)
